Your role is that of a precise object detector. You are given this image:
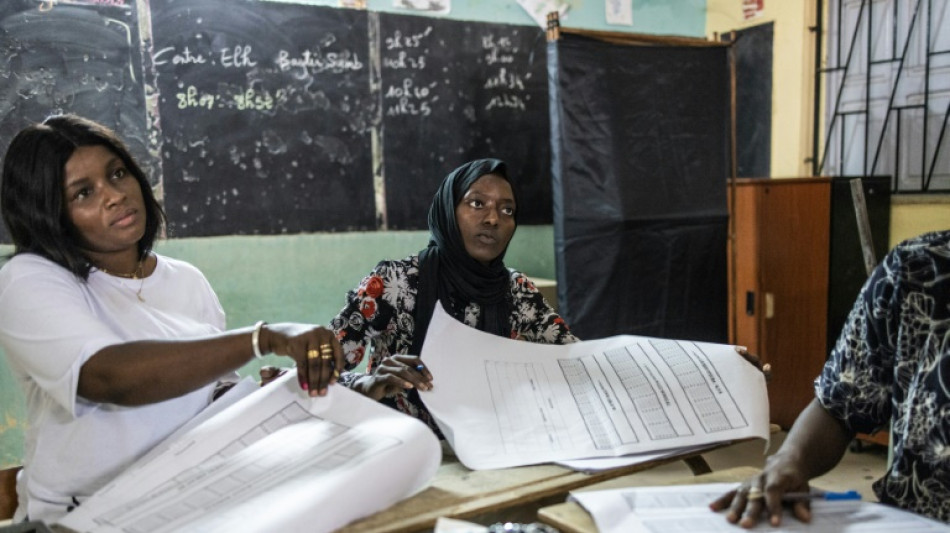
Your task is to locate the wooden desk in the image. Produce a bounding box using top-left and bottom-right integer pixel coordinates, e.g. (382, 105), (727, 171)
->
(537, 466), (760, 533)
(338, 445), (729, 533)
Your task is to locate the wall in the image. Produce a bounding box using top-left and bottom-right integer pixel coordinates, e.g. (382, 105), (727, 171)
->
(890, 197), (950, 247)
(705, 0), (948, 246)
(706, 0), (815, 178)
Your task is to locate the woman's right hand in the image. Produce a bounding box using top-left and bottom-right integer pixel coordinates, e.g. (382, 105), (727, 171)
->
(354, 354), (433, 401)
(259, 323), (343, 397)
(708, 452), (812, 527)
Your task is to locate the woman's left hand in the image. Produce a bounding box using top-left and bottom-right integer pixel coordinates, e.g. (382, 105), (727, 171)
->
(259, 323), (344, 397)
(735, 346), (772, 382)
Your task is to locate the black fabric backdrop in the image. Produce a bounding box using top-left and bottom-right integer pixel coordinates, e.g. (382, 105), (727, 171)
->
(548, 34), (730, 342)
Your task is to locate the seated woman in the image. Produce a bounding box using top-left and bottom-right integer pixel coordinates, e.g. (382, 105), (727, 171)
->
(329, 158), (577, 434)
(710, 230), (950, 526)
(0, 115), (343, 523)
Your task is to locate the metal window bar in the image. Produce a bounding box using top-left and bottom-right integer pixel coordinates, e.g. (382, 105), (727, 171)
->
(815, 0), (950, 193)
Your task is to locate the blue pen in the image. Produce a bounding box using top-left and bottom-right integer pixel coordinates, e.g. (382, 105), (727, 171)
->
(783, 490), (861, 502)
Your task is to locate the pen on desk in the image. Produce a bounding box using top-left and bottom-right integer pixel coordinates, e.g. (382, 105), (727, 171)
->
(782, 490), (862, 502)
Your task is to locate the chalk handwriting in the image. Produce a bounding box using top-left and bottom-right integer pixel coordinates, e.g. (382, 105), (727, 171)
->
(153, 46), (207, 67)
(175, 85), (287, 112)
(176, 86), (217, 110)
(384, 78), (437, 116)
(484, 68), (524, 91)
(276, 49), (364, 74)
(386, 97), (432, 116)
(384, 27), (433, 50)
(485, 93), (526, 111)
(220, 45), (256, 68)
(482, 34), (516, 66)
(384, 78), (434, 100)
(382, 51), (426, 70)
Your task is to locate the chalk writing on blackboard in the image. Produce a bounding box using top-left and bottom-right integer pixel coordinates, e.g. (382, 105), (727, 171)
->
(378, 13), (551, 229)
(482, 34), (528, 112)
(151, 0), (376, 237)
(383, 26), (436, 117)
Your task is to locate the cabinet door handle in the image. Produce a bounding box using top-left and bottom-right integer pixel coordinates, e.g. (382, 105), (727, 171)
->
(765, 292), (775, 319)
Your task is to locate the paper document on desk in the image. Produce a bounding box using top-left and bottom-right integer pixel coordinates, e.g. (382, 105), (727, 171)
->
(57, 373), (441, 533)
(570, 483), (950, 532)
(420, 303), (769, 470)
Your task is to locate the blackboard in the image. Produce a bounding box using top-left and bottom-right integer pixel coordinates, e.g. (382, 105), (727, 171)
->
(378, 13), (551, 228)
(151, 0), (376, 236)
(0, 0), (152, 243)
(730, 22), (772, 178)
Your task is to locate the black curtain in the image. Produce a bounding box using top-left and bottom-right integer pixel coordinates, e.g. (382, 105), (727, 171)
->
(549, 34), (730, 342)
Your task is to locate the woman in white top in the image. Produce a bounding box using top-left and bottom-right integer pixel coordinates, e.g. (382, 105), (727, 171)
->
(0, 114), (342, 523)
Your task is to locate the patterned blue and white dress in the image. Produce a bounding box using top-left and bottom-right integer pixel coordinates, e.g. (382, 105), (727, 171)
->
(816, 229), (950, 522)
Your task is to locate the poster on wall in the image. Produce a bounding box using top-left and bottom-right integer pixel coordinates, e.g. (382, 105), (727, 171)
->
(606, 0), (632, 26)
(394, 0), (450, 15)
(743, 0), (763, 20)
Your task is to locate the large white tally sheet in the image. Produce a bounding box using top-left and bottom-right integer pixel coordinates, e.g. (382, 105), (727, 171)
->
(420, 302), (769, 470)
(58, 373), (441, 533)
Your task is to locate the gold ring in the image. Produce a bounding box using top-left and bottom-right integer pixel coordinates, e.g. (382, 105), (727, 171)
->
(320, 343), (333, 353)
(747, 487), (764, 500)
(307, 349), (319, 361)
(321, 353), (333, 360)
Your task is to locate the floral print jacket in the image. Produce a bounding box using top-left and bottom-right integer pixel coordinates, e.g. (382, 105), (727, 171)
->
(816, 230), (950, 522)
(330, 255), (577, 434)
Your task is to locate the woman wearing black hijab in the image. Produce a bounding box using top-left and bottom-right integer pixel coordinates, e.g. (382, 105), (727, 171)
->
(330, 158), (577, 434)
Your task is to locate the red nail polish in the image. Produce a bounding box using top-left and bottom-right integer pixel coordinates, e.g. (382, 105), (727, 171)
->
(301, 381), (309, 390)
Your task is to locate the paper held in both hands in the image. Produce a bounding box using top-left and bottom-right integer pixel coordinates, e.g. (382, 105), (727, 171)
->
(419, 302), (771, 470)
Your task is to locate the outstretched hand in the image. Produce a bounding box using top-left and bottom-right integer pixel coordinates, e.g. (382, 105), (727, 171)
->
(259, 323), (344, 397)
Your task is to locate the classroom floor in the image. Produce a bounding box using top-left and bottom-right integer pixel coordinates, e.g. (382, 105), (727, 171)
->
(621, 430), (890, 499)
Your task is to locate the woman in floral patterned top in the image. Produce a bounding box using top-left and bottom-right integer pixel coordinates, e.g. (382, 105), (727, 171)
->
(711, 229), (950, 525)
(330, 159), (577, 434)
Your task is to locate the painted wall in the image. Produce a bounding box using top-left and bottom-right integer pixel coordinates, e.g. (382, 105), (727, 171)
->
(890, 198), (950, 247)
(706, 0), (816, 178)
(705, 0), (948, 245)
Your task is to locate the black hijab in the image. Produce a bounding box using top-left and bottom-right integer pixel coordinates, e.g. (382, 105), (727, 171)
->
(409, 158), (517, 356)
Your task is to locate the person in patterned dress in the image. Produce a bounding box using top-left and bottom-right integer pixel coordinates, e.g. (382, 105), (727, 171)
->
(710, 229), (950, 525)
(329, 158), (577, 435)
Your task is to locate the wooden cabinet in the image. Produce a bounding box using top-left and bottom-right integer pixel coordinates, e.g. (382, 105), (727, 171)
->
(728, 178), (831, 429)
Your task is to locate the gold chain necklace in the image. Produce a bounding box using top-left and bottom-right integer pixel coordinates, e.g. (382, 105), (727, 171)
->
(97, 259), (146, 302)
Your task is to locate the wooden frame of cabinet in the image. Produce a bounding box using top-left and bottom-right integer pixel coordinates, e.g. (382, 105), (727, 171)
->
(728, 178), (831, 429)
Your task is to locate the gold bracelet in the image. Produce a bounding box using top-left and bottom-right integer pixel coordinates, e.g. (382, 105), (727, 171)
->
(252, 321), (267, 359)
